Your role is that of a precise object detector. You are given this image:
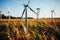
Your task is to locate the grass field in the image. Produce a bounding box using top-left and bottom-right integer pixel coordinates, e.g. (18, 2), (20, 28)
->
(0, 18), (60, 40)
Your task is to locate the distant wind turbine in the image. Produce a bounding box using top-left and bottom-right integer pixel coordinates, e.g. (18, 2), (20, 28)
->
(51, 8), (55, 23)
(36, 8), (40, 27)
(8, 6), (10, 20)
(0, 11), (2, 20)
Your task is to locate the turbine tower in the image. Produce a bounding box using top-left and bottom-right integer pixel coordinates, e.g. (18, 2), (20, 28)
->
(51, 8), (55, 23)
(14, 0), (37, 33)
(36, 8), (40, 27)
(0, 11), (2, 20)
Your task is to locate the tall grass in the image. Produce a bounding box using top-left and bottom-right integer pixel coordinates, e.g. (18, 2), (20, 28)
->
(0, 19), (60, 40)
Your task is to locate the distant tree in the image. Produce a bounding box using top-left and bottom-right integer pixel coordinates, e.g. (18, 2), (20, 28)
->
(28, 17), (33, 19)
(2, 14), (6, 19)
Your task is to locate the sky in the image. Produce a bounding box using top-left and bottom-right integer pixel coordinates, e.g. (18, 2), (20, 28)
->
(0, 0), (60, 18)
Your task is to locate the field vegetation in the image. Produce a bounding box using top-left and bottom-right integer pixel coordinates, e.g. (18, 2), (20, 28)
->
(0, 18), (60, 40)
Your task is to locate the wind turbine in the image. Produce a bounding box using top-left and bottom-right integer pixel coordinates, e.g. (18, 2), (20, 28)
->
(8, 6), (10, 20)
(0, 11), (2, 20)
(36, 8), (40, 27)
(14, 0), (37, 33)
(51, 8), (55, 23)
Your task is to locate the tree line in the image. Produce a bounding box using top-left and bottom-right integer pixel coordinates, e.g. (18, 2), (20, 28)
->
(0, 14), (33, 19)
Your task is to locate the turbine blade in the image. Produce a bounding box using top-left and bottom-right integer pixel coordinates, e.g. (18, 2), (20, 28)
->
(54, 11), (55, 15)
(13, 0), (24, 5)
(28, 6), (37, 14)
(40, 8), (44, 13)
(21, 8), (26, 18)
(8, 6), (10, 12)
(53, 6), (56, 10)
(27, 0), (30, 5)
(8, 7), (9, 11)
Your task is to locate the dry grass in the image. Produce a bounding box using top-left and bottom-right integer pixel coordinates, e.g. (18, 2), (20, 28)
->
(0, 18), (60, 40)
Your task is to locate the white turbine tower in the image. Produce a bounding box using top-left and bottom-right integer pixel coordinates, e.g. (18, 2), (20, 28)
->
(36, 8), (40, 27)
(0, 11), (2, 20)
(14, 0), (37, 33)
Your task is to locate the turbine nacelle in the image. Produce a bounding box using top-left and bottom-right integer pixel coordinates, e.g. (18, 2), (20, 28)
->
(51, 10), (54, 12)
(36, 8), (40, 10)
(24, 5), (28, 7)
(36, 8), (40, 13)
